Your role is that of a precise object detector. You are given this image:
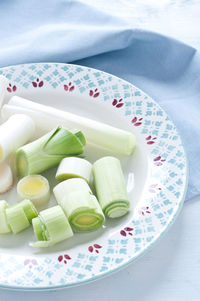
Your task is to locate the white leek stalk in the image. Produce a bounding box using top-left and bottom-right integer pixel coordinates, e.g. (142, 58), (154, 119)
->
(6, 199), (38, 234)
(32, 205), (73, 247)
(17, 175), (50, 207)
(3, 96), (136, 155)
(0, 163), (13, 193)
(15, 126), (86, 178)
(0, 200), (11, 233)
(93, 156), (130, 218)
(53, 178), (91, 206)
(0, 114), (35, 162)
(53, 178), (105, 232)
(56, 157), (92, 183)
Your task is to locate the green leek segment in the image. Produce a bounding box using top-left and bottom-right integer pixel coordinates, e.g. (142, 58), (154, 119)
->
(0, 200), (11, 234)
(56, 157), (92, 183)
(53, 179), (105, 232)
(66, 191), (104, 232)
(93, 156), (130, 218)
(32, 205), (73, 248)
(6, 199), (38, 234)
(16, 126), (86, 178)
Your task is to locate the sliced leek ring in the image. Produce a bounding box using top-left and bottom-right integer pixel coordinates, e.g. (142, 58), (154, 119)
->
(17, 175), (50, 207)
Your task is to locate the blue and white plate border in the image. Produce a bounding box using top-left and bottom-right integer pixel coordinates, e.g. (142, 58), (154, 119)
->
(0, 63), (188, 290)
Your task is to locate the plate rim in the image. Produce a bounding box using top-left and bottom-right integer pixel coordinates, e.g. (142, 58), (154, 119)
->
(0, 62), (188, 290)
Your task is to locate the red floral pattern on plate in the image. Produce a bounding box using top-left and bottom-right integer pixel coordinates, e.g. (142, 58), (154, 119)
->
(7, 83), (17, 93)
(32, 78), (44, 88)
(149, 184), (162, 193)
(153, 156), (166, 166)
(88, 244), (102, 253)
(89, 88), (100, 98)
(131, 117), (143, 126)
(120, 227), (134, 237)
(24, 259), (38, 269)
(139, 207), (151, 216)
(58, 254), (71, 264)
(64, 82), (75, 92)
(112, 98), (124, 108)
(146, 135), (157, 144)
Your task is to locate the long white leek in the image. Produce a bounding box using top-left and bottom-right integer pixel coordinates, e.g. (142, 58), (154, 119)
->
(3, 96), (136, 155)
(0, 114), (35, 162)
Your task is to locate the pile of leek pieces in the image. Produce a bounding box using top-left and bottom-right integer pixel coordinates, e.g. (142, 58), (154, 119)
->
(0, 96), (136, 248)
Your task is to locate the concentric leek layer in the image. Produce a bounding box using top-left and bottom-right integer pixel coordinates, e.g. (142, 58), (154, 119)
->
(17, 175), (50, 207)
(104, 201), (129, 218)
(70, 208), (104, 232)
(93, 156), (130, 218)
(53, 181), (105, 233)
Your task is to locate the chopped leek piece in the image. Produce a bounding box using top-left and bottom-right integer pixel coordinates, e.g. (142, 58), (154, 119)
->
(53, 179), (105, 232)
(15, 126), (86, 178)
(17, 175), (50, 207)
(66, 191), (104, 232)
(4, 96), (136, 155)
(0, 163), (13, 194)
(32, 205), (73, 248)
(6, 205), (29, 234)
(20, 199), (38, 223)
(0, 200), (11, 233)
(6, 199), (38, 234)
(93, 156), (130, 218)
(32, 216), (44, 241)
(53, 178), (91, 208)
(0, 114), (35, 162)
(56, 157), (92, 183)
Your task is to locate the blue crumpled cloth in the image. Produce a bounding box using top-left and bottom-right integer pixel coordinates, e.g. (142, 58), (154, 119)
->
(0, 0), (199, 200)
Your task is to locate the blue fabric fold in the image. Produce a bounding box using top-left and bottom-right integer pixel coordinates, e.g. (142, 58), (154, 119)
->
(0, 0), (199, 200)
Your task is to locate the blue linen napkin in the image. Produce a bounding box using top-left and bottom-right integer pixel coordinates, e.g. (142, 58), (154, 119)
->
(0, 0), (199, 200)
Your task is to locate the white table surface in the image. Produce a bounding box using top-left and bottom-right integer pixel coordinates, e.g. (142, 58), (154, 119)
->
(1, 1), (200, 300)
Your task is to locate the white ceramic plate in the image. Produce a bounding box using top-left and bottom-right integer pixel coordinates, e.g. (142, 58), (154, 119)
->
(0, 63), (187, 290)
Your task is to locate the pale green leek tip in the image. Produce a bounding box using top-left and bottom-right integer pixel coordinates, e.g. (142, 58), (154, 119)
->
(15, 126), (86, 178)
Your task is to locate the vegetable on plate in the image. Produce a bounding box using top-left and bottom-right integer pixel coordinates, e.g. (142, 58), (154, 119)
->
(0, 163), (13, 193)
(53, 178), (105, 232)
(6, 199), (38, 234)
(31, 205), (73, 247)
(56, 157), (92, 183)
(2, 96), (136, 155)
(0, 114), (35, 162)
(15, 126), (86, 178)
(17, 175), (50, 207)
(93, 156), (130, 218)
(0, 200), (11, 234)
